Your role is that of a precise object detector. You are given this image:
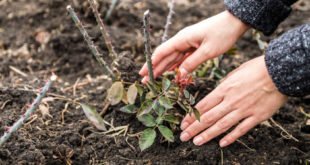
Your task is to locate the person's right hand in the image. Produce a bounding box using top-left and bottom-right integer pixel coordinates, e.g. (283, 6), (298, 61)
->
(139, 11), (249, 83)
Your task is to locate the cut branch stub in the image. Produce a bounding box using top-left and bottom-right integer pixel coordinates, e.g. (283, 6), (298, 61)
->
(143, 10), (155, 83)
(66, 5), (115, 80)
(88, 0), (118, 63)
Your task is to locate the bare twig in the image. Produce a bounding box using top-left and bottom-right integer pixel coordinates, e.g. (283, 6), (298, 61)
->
(162, 0), (175, 43)
(0, 75), (56, 146)
(269, 118), (299, 142)
(105, 0), (120, 21)
(66, 5), (115, 80)
(143, 10), (154, 83)
(88, 0), (118, 63)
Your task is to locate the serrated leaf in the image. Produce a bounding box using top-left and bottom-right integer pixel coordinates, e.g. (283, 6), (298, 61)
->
(138, 114), (156, 127)
(139, 128), (156, 151)
(107, 81), (124, 105)
(193, 108), (201, 121)
(162, 78), (171, 91)
(158, 125), (174, 142)
(163, 115), (180, 124)
(120, 104), (137, 114)
(159, 96), (173, 109)
(127, 83), (138, 104)
(183, 89), (190, 99)
(81, 104), (106, 131)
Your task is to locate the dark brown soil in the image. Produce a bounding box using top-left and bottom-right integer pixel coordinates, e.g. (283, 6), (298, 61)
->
(0, 0), (309, 164)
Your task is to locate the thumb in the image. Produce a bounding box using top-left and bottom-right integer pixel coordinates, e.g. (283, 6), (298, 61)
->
(179, 45), (212, 75)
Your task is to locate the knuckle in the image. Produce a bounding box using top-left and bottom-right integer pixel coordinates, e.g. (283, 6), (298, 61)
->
(217, 119), (231, 129)
(201, 132), (210, 141)
(200, 115), (214, 125)
(236, 126), (247, 136)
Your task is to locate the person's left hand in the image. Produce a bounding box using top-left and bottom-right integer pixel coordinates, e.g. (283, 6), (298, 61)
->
(180, 56), (288, 147)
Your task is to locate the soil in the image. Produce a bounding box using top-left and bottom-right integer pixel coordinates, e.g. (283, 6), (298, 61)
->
(0, 0), (309, 164)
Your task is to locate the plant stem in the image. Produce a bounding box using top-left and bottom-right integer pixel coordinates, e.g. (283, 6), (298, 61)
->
(143, 10), (154, 83)
(162, 0), (175, 43)
(0, 75), (57, 147)
(67, 5), (115, 80)
(88, 0), (118, 62)
(104, 0), (119, 21)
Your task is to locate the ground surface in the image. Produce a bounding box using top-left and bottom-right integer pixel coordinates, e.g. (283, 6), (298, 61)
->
(0, 0), (309, 164)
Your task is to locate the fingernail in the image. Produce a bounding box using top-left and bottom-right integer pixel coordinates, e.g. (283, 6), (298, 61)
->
(179, 67), (188, 77)
(193, 136), (204, 146)
(180, 132), (190, 141)
(181, 122), (189, 130)
(220, 140), (228, 148)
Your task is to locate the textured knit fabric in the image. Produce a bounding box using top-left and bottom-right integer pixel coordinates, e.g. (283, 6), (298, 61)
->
(265, 24), (310, 97)
(224, 0), (293, 35)
(280, 0), (298, 6)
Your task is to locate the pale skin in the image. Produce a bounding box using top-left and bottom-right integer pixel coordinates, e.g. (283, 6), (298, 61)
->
(139, 11), (288, 147)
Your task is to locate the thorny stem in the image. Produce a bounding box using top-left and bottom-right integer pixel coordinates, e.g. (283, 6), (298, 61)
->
(104, 0), (120, 21)
(143, 10), (154, 83)
(0, 75), (57, 146)
(88, 0), (118, 63)
(66, 5), (116, 80)
(162, 0), (175, 43)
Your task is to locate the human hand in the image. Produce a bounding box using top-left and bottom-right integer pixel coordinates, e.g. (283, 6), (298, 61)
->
(139, 11), (249, 83)
(180, 56), (288, 147)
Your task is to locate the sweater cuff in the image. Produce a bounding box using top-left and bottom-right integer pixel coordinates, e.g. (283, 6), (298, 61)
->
(265, 24), (310, 97)
(224, 0), (292, 35)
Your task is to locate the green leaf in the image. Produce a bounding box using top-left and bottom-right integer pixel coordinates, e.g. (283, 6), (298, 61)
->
(158, 125), (174, 142)
(136, 84), (144, 96)
(120, 104), (137, 114)
(155, 117), (163, 125)
(163, 115), (180, 124)
(81, 104), (106, 131)
(177, 101), (189, 113)
(138, 114), (156, 127)
(157, 106), (165, 117)
(162, 78), (171, 91)
(107, 81), (124, 105)
(183, 89), (190, 99)
(127, 83), (138, 104)
(146, 91), (156, 99)
(138, 100), (153, 116)
(193, 108), (201, 121)
(152, 99), (160, 110)
(159, 96), (173, 109)
(189, 94), (195, 105)
(139, 128), (156, 151)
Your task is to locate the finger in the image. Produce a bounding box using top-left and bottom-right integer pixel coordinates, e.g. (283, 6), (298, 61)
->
(219, 116), (259, 147)
(168, 51), (193, 71)
(139, 63), (148, 76)
(151, 31), (197, 67)
(192, 109), (246, 146)
(179, 44), (212, 74)
(152, 52), (180, 78)
(141, 52), (183, 84)
(139, 32), (195, 76)
(180, 87), (224, 130)
(180, 102), (231, 142)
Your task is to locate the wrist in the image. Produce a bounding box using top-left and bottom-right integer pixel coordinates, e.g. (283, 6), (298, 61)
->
(223, 10), (250, 35)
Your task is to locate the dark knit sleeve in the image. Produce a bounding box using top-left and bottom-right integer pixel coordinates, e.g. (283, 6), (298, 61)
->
(265, 24), (310, 97)
(224, 0), (297, 35)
